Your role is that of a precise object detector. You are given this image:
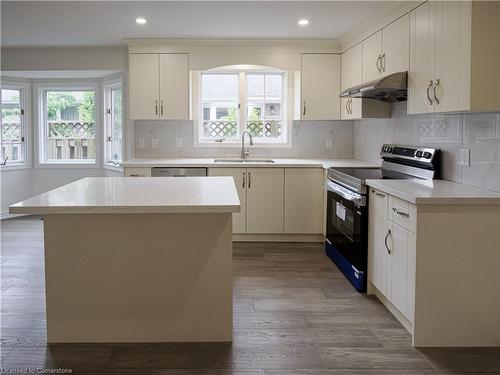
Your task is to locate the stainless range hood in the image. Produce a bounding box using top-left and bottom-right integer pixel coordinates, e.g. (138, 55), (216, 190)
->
(339, 71), (408, 103)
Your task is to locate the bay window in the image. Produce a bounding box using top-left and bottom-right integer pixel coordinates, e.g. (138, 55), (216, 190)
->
(1, 85), (28, 167)
(198, 69), (287, 145)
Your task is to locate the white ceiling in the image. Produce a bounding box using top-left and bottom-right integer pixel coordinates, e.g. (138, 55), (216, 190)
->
(1, 1), (395, 47)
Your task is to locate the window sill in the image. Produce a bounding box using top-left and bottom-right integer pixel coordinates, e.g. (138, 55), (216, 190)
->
(103, 163), (123, 172)
(37, 161), (99, 169)
(0, 163), (31, 172)
(195, 141), (292, 149)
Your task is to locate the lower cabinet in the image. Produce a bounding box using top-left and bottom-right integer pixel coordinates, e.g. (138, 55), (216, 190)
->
(246, 168), (284, 234)
(368, 187), (416, 324)
(209, 167), (324, 235)
(124, 167), (152, 177)
(208, 168), (247, 234)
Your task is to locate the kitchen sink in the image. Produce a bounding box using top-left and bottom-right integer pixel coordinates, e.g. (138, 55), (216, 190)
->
(214, 158), (275, 163)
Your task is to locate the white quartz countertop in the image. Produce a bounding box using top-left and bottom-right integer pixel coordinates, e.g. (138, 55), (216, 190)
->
(10, 177), (241, 215)
(121, 158), (380, 169)
(366, 179), (500, 205)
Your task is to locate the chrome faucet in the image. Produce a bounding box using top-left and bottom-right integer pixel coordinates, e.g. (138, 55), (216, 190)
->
(240, 130), (253, 159)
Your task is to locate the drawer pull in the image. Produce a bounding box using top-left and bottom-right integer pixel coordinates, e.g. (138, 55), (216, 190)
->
(384, 229), (392, 254)
(371, 189), (386, 198)
(392, 207), (409, 218)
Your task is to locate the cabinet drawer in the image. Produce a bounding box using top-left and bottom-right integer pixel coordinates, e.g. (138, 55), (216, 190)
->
(124, 167), (152, 177)
(388, 196), (416, 233)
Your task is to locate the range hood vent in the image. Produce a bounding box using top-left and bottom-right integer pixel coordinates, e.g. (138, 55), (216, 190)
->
(340, 71), (408, 103)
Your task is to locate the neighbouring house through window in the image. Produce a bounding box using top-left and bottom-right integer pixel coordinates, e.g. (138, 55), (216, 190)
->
(40, 89), (96, 164)
(103, 80), (123, 166)
(1, 86), (27, 167)
(199, 69), (287, 145)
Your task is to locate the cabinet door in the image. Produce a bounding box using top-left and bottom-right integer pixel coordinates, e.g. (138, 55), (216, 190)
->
(284, 168), (324, 234)
(129, 54), (160, 120)
(340, 98), (352, 120)
(246, 168), (284, 234)
(382, 14), (410, 76)
(362, 30), (383, 82)
(159, 54), (189, 120)
(386, 221), (409, 317)
(434, 1), (469, 113)
(208, 168), (246, 234)
(368, 188), (388, 294)
(408, 2), (436, 114)
(341, 43), (363, 90)
(124, 167), (152, 177)
(301, 54), (341, 120)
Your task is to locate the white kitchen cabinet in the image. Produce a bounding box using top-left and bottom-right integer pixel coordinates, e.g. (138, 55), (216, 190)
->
(129, 54), (160, 120)
(284, 168), (324, 234)
(246, 168), (284, 234)
(129, 53), (189, 120)
(124, 167), (152, 177)
(362, 30), (383, 83)
(362, 15), (409, 82)
(368, 188), (388, 295)
(208, 168), (247, 234)
(301, 54), (341, 120)
(409, 1), (500, 114)
(341, 43), (390, 120)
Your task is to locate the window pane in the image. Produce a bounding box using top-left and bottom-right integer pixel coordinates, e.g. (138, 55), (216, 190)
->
(246, 74), (283, 140)
(201, 74), (239, 140)
(45, 91), (95, 162)
(1, 89), (24, 163)
(111, 87), (122, 163)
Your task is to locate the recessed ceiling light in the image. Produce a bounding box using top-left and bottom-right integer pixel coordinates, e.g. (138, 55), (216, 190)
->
(298, 19), (310, 26)
(136, 17), (147, 25)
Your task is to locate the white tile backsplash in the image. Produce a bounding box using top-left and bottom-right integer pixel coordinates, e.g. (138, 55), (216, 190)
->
(354, 102), (500, 192)
(134, 120), (354, 159)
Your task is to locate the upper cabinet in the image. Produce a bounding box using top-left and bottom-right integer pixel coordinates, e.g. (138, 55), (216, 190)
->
(301, 53), (341, 120)
(362, 14), (409, 83)
(408, 1), (500, 114)
(341, 43), (390, 120)
(129, 53), (189, 120)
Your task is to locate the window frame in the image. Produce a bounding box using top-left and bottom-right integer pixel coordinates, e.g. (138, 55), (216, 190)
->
(0, 81), (31, 171)
(35, 82), (101, 168)
(195, 69), (291, 148)
(102, 77), (124, 171)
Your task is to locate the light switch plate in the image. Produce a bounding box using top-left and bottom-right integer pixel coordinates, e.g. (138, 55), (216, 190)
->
(325, 139), (333, 149)
(459, 149), (470, 167)
(175, 138), (182, 148)
(137, 137), (145, 148)
(151, 138), (159, 148)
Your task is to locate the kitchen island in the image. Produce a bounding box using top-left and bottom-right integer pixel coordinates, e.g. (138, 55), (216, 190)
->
(10, 177), (240, 343)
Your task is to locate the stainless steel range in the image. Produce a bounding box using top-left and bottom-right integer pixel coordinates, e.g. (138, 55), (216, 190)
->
(325, 144), (441, 292)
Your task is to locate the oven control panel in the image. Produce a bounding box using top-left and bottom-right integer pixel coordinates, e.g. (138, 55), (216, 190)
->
(381, 144), (437, 163)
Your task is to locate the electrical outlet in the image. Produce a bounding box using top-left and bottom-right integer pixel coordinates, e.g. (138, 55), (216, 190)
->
(175, 138), (182, 148)
(325, 139), (333, 149)
(151, 138), (159, 148)
(459, 149), (470, 167)
(137, 137), (145, 148)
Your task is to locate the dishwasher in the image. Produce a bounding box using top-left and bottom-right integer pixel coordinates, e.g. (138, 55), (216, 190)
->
(151, 167), (207, 177)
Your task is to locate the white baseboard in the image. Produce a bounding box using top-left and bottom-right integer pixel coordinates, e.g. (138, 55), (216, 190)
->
(233, 233), (324, 242)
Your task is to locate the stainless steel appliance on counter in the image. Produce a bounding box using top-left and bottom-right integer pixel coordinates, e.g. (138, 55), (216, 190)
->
(325, 144), (441, 292)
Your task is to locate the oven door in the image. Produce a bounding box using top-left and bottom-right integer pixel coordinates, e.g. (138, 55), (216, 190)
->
(325, 180), (367, 291)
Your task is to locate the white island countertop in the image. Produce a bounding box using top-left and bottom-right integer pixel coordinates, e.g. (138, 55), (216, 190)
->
(366, 179), (500, 205)
(122, 158), (380, 169)
(10, 177), (241, 215)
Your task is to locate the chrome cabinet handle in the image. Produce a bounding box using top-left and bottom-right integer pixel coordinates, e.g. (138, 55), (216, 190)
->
(376, 55), (382, 73)
(426, 80), (434, 105)
(384, 229), (392, 254)
(345, 99), (349, 114)
(433, 79), (440, 105)
(242, 172), (245, 188)
(160, 100), (164, 115)
(155, 100), (158, 115)
(392, 207), (410, 218)
(349, 98), (353, 114)
(302, 100), (306, 117)
(248, 172), (251, 188)
(381, 53), (386, 73)
(371, 189), (385, 198)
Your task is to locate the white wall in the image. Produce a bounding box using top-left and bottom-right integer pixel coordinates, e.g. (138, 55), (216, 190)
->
(354, 102), (500, 192)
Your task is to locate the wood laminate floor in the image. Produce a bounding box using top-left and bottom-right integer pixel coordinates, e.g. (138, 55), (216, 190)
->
(1, 216), (499, 374)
